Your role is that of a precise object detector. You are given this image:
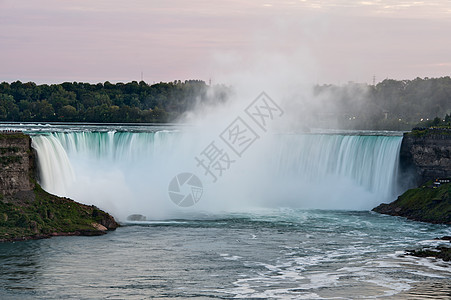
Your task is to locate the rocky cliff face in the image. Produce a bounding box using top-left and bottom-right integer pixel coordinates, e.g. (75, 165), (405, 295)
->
(400, 129), (451, 184)
(0, 133), (34, 196)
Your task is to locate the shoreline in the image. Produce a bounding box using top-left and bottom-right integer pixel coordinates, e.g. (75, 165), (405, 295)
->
(0, 229), (110, 243)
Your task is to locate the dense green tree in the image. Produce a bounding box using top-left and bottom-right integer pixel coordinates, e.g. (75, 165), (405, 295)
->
(58, 105), (78, 121)
(0, 93), (19, 120)
(33, 100), (55, 121)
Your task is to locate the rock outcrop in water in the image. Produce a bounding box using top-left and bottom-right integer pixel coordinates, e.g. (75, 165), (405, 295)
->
(400, 128), (451, 184)
(406, 236), (451, 262)
(0, 132), (119, 242)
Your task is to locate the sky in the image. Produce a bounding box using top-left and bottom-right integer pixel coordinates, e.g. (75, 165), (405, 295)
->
(0, 0), (450, 85)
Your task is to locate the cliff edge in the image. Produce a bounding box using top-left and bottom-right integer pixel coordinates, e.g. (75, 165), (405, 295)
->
(0, 132), (119, 242)
(400, 128), (451, 184)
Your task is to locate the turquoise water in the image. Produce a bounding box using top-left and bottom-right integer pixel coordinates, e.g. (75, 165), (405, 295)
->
(0, 210), (450, 299)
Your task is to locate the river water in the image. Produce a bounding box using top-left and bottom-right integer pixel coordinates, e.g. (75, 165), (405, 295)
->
(0, 210), (450, 299)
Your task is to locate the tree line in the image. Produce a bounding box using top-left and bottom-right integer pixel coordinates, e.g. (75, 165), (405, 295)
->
(0, 77), (450, 130)
(312, 76), (451, 130)
(0, 80), (229, 123)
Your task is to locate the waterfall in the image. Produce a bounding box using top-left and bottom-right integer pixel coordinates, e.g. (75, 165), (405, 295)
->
(272, 134), (402, 199)
(32, 134), (75, 196)
(31, 130), (403, 220)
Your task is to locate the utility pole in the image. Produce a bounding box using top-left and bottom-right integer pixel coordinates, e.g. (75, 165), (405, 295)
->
(372, 75), (376, 86)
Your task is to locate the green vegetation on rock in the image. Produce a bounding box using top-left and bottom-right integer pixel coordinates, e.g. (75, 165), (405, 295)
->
(0, 182), (119, 242)
(372, 182), (451, 224)
(409, 126), (451, 138)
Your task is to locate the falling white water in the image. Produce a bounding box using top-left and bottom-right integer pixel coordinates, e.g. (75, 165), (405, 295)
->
(271, 134), (402, 199)
(31, 130), (403, 220)
(31, 134), (75, 195)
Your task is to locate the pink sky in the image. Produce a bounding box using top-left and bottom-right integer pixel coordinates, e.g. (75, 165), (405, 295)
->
(0, 0), (450, 85)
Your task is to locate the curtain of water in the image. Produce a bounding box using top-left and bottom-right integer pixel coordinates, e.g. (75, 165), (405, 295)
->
(31, 131), (403, 219)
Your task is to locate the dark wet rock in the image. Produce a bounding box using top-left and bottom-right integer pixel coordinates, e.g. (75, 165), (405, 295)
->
(434, 236), (451, 241)
(406, 246), (451, 262)
(127, 214), (147, 221)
